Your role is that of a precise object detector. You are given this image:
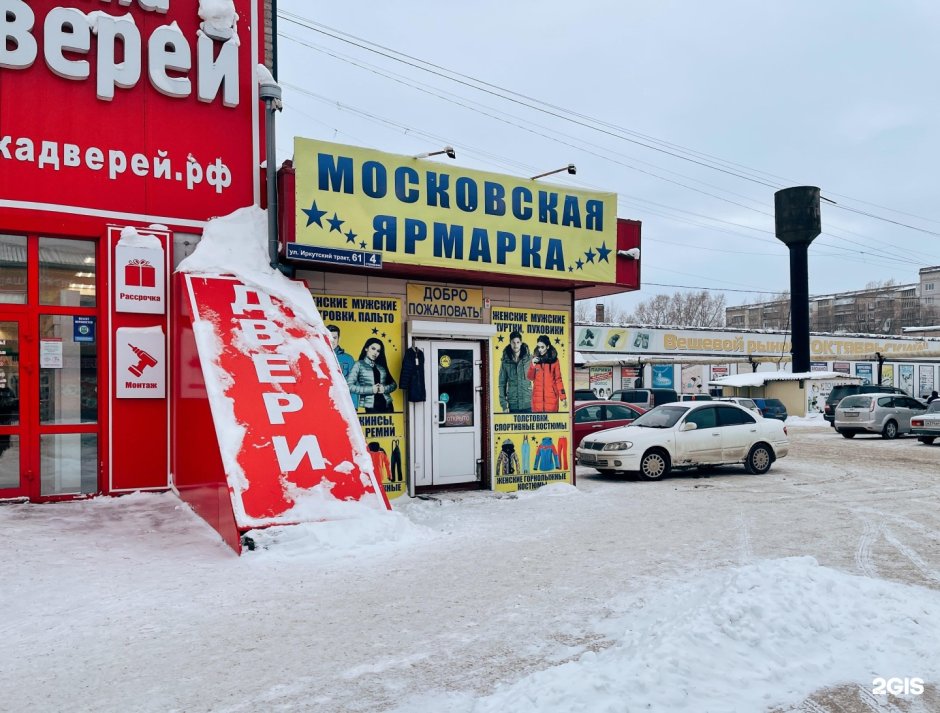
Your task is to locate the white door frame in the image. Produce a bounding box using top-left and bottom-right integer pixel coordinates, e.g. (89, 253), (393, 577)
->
(407, 322), (495, 496)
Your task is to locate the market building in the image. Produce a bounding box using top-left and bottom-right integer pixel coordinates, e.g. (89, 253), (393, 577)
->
(573, 323), (940, 415)
(277, 140), (640, 500)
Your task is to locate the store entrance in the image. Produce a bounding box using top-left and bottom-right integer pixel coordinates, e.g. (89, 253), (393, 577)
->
(411, 340), (482, 488)
(0, 234), (102, 501)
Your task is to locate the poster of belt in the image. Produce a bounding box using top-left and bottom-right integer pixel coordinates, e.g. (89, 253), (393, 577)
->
(490, 307), (571, 492)
(311, 293), (407, 499)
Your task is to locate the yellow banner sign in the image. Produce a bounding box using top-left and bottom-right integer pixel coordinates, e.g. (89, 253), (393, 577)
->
(294, 138), (618, 282)
(406, 284), (483, 320)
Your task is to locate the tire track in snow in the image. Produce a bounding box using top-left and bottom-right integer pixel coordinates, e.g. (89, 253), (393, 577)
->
(854, 519), (882, 579)
(737, 514), (752, 563)
(855, 683), (906, 712)
(882, 526), (940, 586)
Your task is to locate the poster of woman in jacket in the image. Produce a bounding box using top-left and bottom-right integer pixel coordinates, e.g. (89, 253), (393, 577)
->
(312, 293), (407, 499)
(527, 335), (567, 412)
(490, 307), (571, 493)
(498, 331), (532, 413)
(347, 338), (397, 413)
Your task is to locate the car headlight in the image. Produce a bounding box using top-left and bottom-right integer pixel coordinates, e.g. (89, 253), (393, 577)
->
(602, 441), (632, 451)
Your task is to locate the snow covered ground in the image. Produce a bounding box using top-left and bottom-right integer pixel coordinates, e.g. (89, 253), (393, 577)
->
(4, 424), (940, 713)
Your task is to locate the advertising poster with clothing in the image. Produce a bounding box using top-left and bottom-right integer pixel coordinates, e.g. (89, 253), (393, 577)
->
(652, 364), (675, 389)
(491, 307), (571, 492)
(899, 364), (914, 395)
(312, 293), (407, 499)
(881, 364), (895, 387)
(919, 365), (935, 398)
(855, 363), (873, 385)
(589, 367), (613, 399)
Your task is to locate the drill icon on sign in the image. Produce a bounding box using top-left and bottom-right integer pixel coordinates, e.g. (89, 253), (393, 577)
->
(128, 344), (158, 377)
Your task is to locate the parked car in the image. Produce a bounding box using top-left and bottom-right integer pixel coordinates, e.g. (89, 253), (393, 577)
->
(609, 388), (679, 410)
(573, 389), (600, 404)
(576, 401), (789, 480)
(910, 400), (940, 444)
(834, 393), (927, 439)
(573, 400), (645, 448)
(752, 397), (788, 421)
(716, 396), (762, 416)
(678, 393), (713, 402)
(823, 384), (908, 426)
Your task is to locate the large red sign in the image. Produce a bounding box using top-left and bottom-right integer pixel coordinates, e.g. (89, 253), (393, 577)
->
(184, 275), (390, 528)
(0, 1), (261, 223)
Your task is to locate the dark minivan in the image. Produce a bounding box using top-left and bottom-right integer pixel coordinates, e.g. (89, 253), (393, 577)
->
(609, 388), (679, 410)
(823, 384), (908, 426)
(752, 397), (788, 421)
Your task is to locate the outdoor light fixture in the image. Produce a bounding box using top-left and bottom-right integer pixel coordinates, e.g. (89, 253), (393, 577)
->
(414, 146), (456, 160)
(618, 248), (640, 261)
(531, 164), (576, 180)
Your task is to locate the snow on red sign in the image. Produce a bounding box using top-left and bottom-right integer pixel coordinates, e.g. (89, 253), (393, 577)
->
(183, 274), (389, 528)
(0, 0), (261, 222)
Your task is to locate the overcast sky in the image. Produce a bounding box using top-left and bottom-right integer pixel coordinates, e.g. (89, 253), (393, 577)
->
(273, 1), (940, 315)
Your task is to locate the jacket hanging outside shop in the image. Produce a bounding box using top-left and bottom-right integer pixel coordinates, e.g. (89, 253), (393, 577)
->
(399, 347), (427, 402)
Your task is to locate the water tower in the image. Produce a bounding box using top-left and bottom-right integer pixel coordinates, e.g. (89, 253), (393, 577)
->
(774, 186), (821, 373)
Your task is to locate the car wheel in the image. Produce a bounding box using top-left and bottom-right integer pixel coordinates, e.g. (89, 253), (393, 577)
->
(839, 430), (855, 439)
(918, 436), (936, 445)
(882, 420), (899, 439)
(639, 449), (670, 481)
(744, 443), (773, 474)
(597, 469), (615, 476)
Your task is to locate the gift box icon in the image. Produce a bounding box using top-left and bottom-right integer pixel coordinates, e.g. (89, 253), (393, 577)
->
(125, 259), (156, 288)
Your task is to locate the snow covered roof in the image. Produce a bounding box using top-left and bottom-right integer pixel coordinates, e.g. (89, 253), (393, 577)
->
(709, 371), (861, 387)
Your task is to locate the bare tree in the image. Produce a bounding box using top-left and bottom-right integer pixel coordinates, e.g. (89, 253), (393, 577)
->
(631, 290), (727, 327)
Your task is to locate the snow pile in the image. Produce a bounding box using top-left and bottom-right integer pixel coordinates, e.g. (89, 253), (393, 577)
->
(392, 557), (940, 713)
(116, 225), (162, 249)
(786, 412), (826, 428)
(243, 509), (433, 560)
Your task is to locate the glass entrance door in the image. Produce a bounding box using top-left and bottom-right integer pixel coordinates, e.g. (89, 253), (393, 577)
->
(410, 340), (483, 489)
(430, 341), (482, 485)
(0, 319), (25, 497)
(0, 233), (101, 501)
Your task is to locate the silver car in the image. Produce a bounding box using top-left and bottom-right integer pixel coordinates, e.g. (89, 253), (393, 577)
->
(834, 393), (927, 439)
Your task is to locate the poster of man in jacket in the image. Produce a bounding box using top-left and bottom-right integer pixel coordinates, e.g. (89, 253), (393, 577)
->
(491, 307), (572, 493)
(312, 293), (407, 499)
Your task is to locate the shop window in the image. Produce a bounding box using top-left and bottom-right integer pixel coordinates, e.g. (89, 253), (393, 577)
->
(0, 234), (28, 304)
(38, 237), (96, 307)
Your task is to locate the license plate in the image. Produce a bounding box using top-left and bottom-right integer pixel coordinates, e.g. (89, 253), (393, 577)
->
(579, 452), (596, 464)
(844, 412), (858, 418)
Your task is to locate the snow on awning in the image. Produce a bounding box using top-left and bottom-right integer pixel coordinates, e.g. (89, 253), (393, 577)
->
(709, 371), (861, 388)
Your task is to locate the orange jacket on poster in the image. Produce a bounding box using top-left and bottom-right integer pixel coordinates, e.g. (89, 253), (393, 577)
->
(527, 342), (566, 412)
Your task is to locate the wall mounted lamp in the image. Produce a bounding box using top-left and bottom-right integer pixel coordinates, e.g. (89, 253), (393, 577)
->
(531, 164), (576, 180)
(414, 146), (456, 160)
(618, 248), (640, 261)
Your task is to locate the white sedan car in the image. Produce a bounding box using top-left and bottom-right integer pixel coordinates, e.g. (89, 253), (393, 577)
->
(910, 400), (940, 444)
(576, 401), (789, 480)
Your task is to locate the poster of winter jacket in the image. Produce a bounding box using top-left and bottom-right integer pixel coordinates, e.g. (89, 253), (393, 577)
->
(312, 293), (407, 499)
(490, 307), (571, 492)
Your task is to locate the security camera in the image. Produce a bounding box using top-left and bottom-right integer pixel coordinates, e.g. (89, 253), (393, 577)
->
(567, 164), (577, 175)
(618, 248), (640, 261)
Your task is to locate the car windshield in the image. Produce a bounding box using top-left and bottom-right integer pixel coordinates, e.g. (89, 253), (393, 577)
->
(839, 395), (871, 408)
(765, 399), (784, 408)
(928, 401), (940, 414)
(631, 405), (688, 428)
(739, 399), (757, 409)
